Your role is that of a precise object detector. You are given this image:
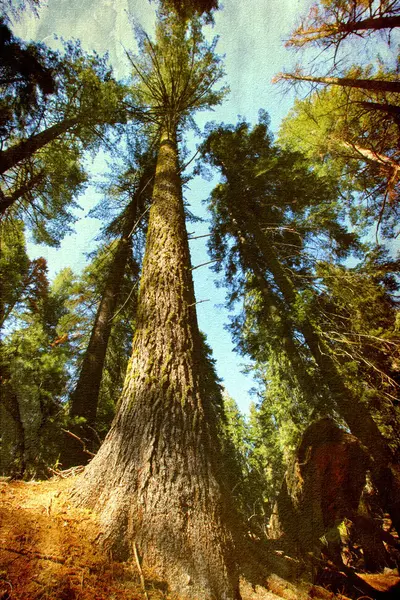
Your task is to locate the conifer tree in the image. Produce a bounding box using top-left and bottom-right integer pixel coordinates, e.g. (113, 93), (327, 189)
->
(64, 146), (156, 465)
(201, 114), (400, 533)
(71, 8), (240, 599)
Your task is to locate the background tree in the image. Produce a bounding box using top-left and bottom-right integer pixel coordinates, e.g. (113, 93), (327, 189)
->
(0, 251), (74, 477)
(277, 80), (400, 237)
(0, 16), (55, 137)
(286, 0), (400, 51)
(0, 40), (132, 244)
(200, 113), (400, 532)
(63, 141), (156, 465)
(275, 1), (400, 236)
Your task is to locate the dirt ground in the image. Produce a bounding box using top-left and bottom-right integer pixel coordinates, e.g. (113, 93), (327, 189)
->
(1, 476), (398, 600)
(0, 476), (154, 600)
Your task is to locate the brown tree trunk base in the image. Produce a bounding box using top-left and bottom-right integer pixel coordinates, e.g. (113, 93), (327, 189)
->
(71, 419), (240, 600)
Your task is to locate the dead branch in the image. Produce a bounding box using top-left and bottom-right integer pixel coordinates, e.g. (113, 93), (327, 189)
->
(61, 429), (95, 458)
(0, 546), (65, 564)
(133, 542), (149, 600)
(48, 465), (85, 479)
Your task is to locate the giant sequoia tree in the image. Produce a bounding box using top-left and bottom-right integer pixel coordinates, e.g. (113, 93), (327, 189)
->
(72, 9), (240, 599)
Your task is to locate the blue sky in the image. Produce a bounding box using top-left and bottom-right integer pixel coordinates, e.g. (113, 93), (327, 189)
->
(13, 0), (312, 413)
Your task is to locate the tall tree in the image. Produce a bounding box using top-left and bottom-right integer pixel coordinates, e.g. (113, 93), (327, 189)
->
(71, 10), (240, 599)
(64, 148), (156, 465)
(200, 115), (400, 533)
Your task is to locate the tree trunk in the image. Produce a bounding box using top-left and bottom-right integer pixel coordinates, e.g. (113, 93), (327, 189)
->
(289, 15), (400, 46)
(334, 15), (400, 34)
(277, 72), (400, 94)
(63, 191), (141, 467)
(0, 118), (78, 175)
(356, 100), (400, 120)
(0, 170), (46, 214)
(71, 127), (240, 599)
(0, 352), (26, 478)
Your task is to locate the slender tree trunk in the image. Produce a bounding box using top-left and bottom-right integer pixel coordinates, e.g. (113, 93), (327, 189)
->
(356, 100), (400, 120)
(0, 118), (78, 175)
(291, 15), (400, 46)
(69, 201), (138, 427)
(277, 72), (400, 94)
(62, 191), (141, 467)
(71, 127), (240, 599)
(0, 170), (45, 214)
(232, 205), (400, 532)
(334, 15), (400, 33)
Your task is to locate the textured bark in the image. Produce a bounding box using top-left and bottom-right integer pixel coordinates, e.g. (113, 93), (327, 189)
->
(273, 419), (370, 553)
(271, 420), (397, 596)
(0, 118), (78, 175)
(72, 128), (239, 599)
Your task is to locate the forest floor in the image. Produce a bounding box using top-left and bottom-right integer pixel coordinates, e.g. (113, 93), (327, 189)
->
(0, 475), (398, 600)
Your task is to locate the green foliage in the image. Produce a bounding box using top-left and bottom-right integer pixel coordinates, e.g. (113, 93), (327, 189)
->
(0, 219), (30, 327)
(278, 79), (400, 237)
(0, 16), (55, 137)
(0, 256), (75, 477)
(158, 0), (219, 23)
(200, 112), (400, 528)
(1, 39), (131, 245)
(127, 9), (227, 133)
(309, 249), (400, 448)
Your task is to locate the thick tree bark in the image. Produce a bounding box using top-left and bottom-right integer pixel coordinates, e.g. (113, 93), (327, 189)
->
(0, 118), (78, 175)
(71, 128), (240, 599)
(277, 72), (400, 94)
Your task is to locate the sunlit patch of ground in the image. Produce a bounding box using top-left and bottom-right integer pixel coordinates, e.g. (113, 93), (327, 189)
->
(0, 476), (158, 599)
(3, 476), (397, 600)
